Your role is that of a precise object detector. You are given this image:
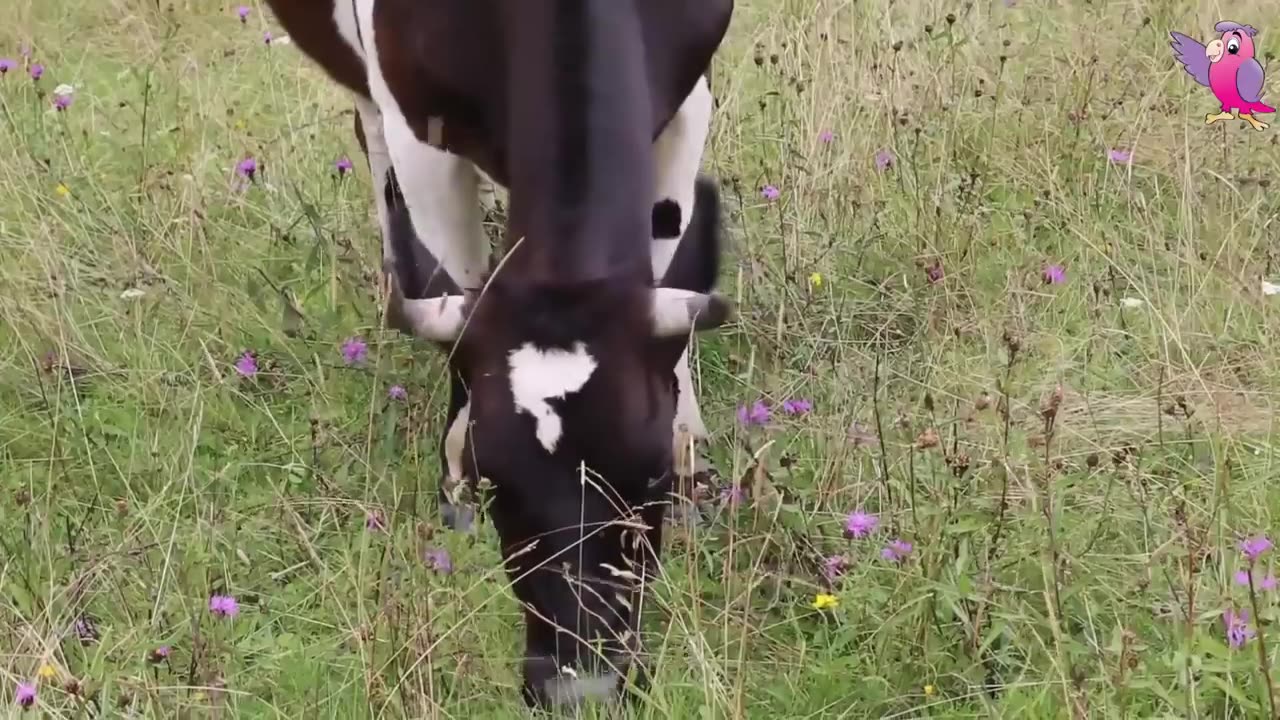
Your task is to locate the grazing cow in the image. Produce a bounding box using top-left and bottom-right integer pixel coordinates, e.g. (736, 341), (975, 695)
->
(262, 0), (734, 708)
(266, 0), (729, 534)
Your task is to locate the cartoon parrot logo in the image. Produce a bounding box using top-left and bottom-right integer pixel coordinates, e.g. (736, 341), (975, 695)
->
(1170, 21), (1274, 131)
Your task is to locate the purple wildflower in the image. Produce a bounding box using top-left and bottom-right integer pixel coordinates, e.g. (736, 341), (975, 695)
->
(263, 30), (273, 45)
(1107, 148), (1133, 165)
(844, 510), (879, 539)
(1235, 569), (1251, 586)
(1241, 535), (1272, 563)
(781, 398), (812, 416)
(925, 261), (944, 284)
(388, 384), (407, 400)
(761, 185), (780, 201)
(237, 5), (250, 21)
(29, 63), (43, 81)
(365, 511), (386, 532)
(881, 538), (914, 563)
(1224, 608), (1255, 649)
(208, 594), (239, 619)
(336, 156), (354, 176)
(52, 93), (72, 111)
(736, 400), (771, 426)
(15, 682), (35, 709)
(720, 484), (746, 506)
(236, 156), (257, 180)
(0, 58), (13, 75)
(874, 148), (895, 171)
(822, 555), (847, 582)
(148, 645), (171, 663)
(1264, 575), (1279, 592)
(1042, 264), (1066, 284)
(341, 336), (368, 365)
(234, 351), (258, 377)
(424, 548), (453, 574)
(818, 130), (834, 144)
(73, 615), (98, 645)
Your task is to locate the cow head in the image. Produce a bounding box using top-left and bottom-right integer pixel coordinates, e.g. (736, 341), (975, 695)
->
(393, 176), (730, 708)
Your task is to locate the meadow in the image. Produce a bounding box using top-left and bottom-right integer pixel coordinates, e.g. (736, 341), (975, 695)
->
(4, 0), (1280, 717)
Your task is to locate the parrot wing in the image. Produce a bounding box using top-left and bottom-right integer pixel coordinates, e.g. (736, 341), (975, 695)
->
(1237, 58), (1266, 103)
(1169, 31), (1212, 87)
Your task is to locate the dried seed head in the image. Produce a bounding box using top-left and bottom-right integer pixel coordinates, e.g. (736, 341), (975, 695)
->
(948, 453), (971, 477)
(975, 392), (992, 411)
(1086, 452), (1100, 468)
(916, 427), (940, 449)
(892, 40), (903, 52)
(114, 497), (129, 517)
(15, 488), (31, 507)
(946, 13), (956, 24)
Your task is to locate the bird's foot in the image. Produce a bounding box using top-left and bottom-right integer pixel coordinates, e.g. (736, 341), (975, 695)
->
(1241, 114), (1269, 131)
(1206, 111), (1235, 125)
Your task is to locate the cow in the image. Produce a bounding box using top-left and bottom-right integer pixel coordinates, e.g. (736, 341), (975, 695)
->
(261, 0), (734, 709)
(265, 0), (729, 535)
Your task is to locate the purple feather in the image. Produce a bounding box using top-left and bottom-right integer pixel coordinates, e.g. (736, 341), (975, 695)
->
(1238, 58), (1267, 104)
(1169, 31), (1212, 87)
(1214, 21), (1258, 38)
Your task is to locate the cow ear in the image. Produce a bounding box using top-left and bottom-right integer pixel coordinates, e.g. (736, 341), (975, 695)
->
(649, 289), (732, 337)
(400, 294), (470, 342)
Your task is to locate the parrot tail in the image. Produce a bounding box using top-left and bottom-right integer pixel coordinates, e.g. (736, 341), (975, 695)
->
(1257, 103), (1277, 114)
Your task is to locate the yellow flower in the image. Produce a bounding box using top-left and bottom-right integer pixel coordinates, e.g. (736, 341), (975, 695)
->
(234, 119), (247, 131)
(55, 182), (71, 198)
(809, 271), (823, 289)
(811, 593), (839, 610)
(37, 664), (56, 680)
(924, 684), (936, 697)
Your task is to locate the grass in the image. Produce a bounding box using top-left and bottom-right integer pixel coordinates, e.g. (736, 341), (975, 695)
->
(3, 0), (1280, 716)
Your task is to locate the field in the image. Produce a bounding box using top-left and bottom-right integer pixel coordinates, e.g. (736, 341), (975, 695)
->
(4, 0), (1280, 717)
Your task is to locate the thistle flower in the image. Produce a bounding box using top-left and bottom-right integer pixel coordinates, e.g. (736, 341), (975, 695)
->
(881, 538), (913, 562)
(874, 148), (895, 171)
(736, 400), (770, 426)
(388, 384), (407, 400)
(236, 5), (250, 21)
(15, 682), (35, 709)
(0, 58), (14, 75)
(1241, 535), (1272, 564)
(781, 398), (812, 416)
(234, 351), (258, 377)
(1224, 607), (1255, 649)
(336, 156), (354, 175)
(761, 185), (780, 201)
(424, 548), (453, 574)
(29, 63), (43, 81)
(1107, 148), (1133, 165)
(208, 594), (239, 619)
(844, 510), (879, 539)
(1042, 264), (1066, 284)
(818, 130), (834, 144)
(236, 156), (257, 180)
(341, 337), (368, 365)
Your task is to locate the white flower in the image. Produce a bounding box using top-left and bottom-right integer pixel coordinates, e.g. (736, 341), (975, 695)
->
(1262, 280), (1280, 296)
(52, 83), (74, 97)
(1119, 297), (1144, 308)
(120, 288), (146, 299)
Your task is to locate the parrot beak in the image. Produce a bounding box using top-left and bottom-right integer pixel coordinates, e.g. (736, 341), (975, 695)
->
(1206, 38), (1224, 63)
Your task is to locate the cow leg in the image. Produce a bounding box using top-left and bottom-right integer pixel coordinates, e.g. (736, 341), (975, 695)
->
(650, 75), (716, 521)
(350, 98), (419, 335)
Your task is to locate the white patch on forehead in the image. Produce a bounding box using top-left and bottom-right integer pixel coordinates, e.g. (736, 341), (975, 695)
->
(507, 342), (598, 453)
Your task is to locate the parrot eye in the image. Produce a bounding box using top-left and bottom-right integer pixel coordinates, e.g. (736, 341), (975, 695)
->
(1227, 37), (1241, 54)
